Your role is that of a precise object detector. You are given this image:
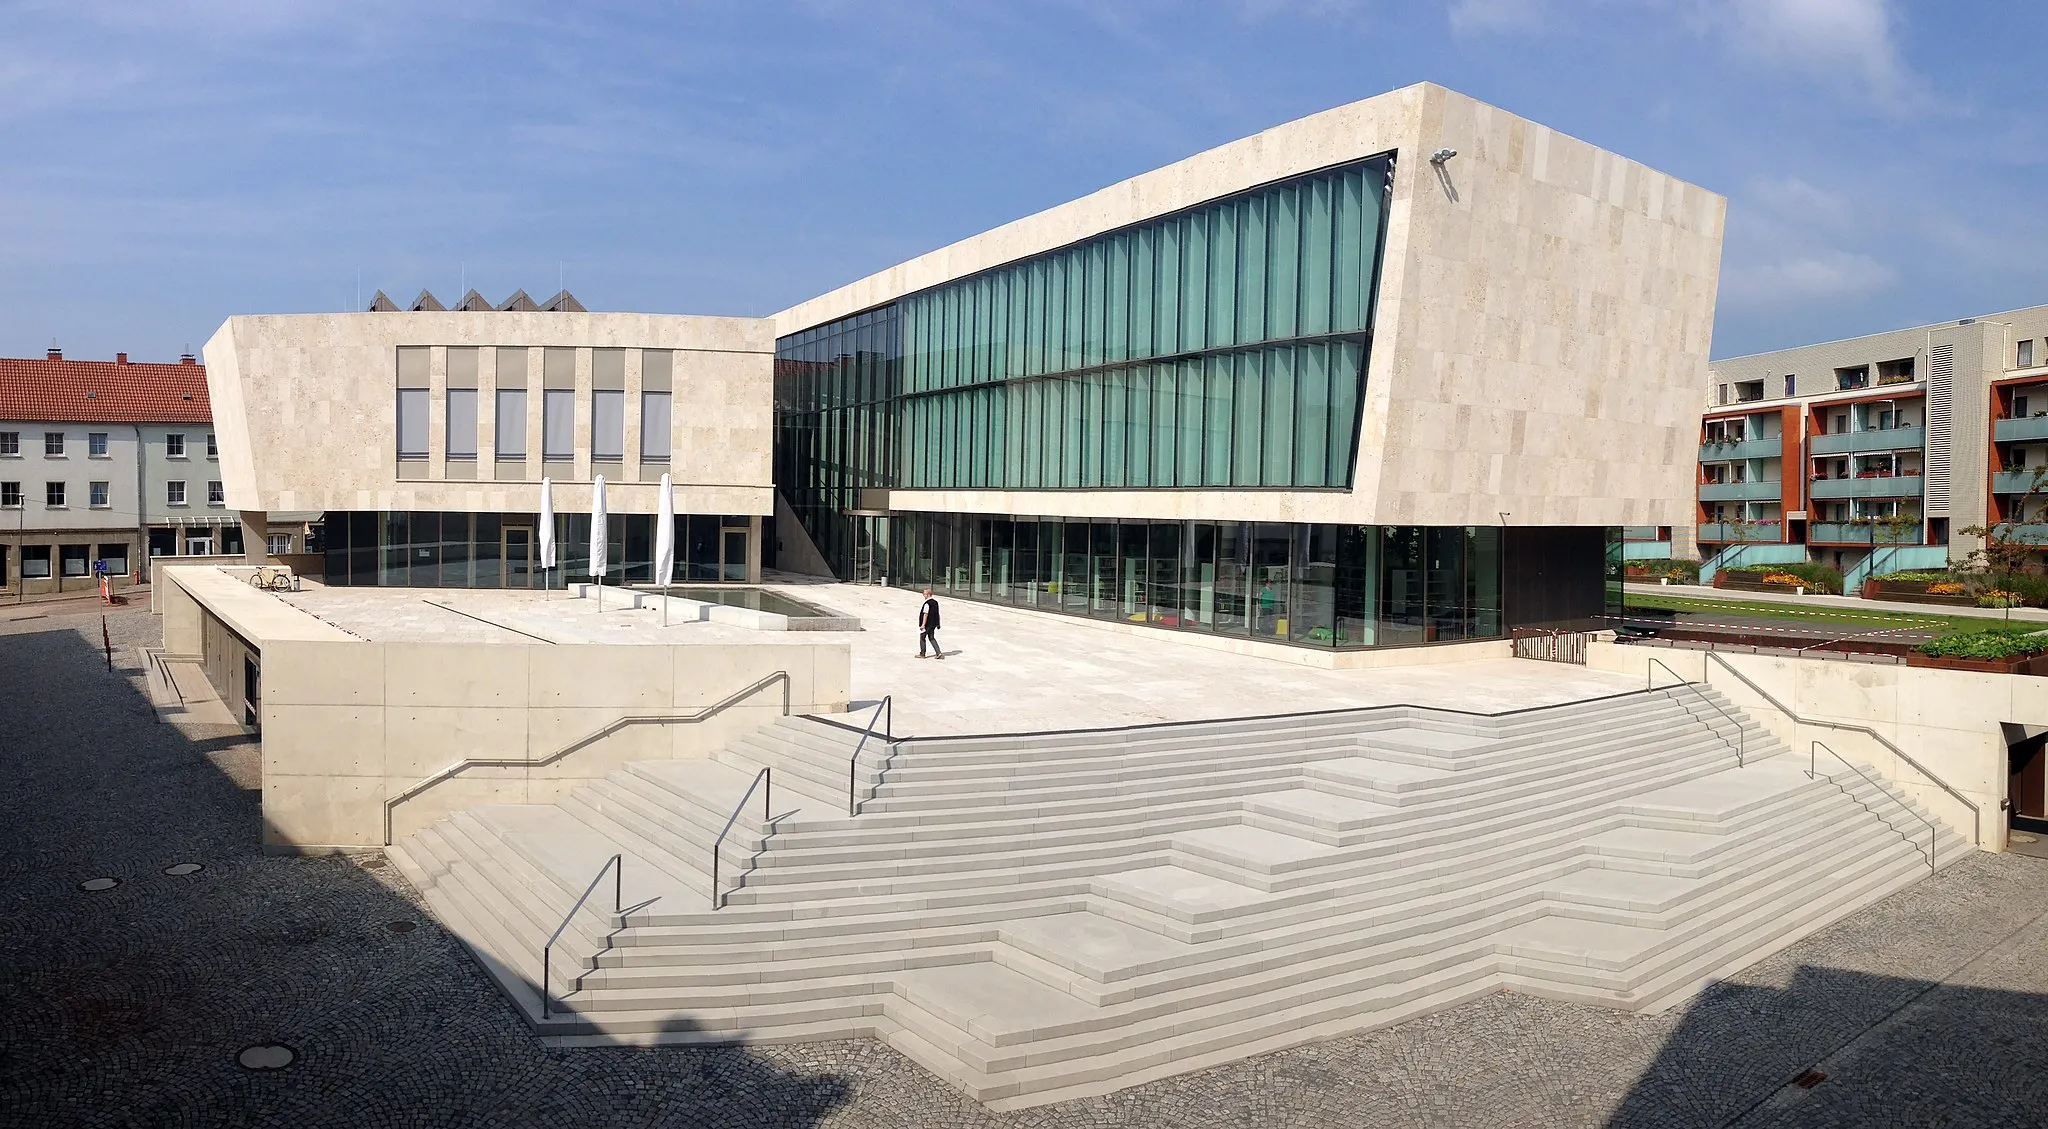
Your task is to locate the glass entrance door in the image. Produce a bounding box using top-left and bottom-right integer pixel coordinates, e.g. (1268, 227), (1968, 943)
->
(722, 529), (747, 582)
(503, 526), (534, 588)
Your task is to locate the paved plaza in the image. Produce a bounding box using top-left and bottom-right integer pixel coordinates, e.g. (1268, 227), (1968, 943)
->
(3, 600), (2048, 1127)
(279, 580), (1642, 734)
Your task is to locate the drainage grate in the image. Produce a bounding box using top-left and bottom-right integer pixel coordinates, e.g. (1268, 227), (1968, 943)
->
(79, 877), (120, 892)
(238, 1044), (297, 1071)
(1794, 1070), (1827, 1089)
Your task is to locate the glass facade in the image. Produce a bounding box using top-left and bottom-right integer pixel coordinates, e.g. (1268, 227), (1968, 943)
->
(318, 511), (751, 587)
(775, 155), (1395, 579)
(872, 512), (1500, 650)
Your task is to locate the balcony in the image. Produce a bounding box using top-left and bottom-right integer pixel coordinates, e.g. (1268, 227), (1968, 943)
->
(1994, 415), (2048, 443)
(1620, 526), (1665, 541)
(1991, 523), (2048, 546)
(1697, 522), (1781, 543)
(1808, 425), (1925, 456)
(1698, 480), (1782, 502)
(1808, 522), (1920, 546)
(1809, 474), (1924, 500)
(1698, 438), (1781, 462)
(1991, 470), (2048, 495)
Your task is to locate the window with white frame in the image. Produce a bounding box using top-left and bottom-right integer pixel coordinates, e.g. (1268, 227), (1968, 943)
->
(88, 432), (108, 457)
(207, 481), (224, 505)
(165, 433), (185, 458)
(45, 481), (65, 507)
(21, 545), (50, 578)
(267, 533), (292, 556)
(166, 480), (186, 506)
(2023, 340), (2037, 369)
(44, 432), (64, 456)
(89, 481), (109, 508)
(0, 482), (19, 507)
(206, 433), (218, 459)
(0, 432), (16, 457)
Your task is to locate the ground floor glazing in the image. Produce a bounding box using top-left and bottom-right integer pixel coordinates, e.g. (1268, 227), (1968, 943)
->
(849, 512), (1548, 649)
(317, 511), (759, 588)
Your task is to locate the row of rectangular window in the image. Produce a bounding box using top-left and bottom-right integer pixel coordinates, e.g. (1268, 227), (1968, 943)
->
(0, 480), (219, 507)
(397, 388), (672, 462)
(395, 347), (675, 391)
(0, 542), (131, 583)
(0, 432), (215, 458)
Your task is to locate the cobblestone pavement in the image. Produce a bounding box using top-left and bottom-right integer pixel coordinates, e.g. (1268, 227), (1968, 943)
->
(4, 604), (2047, 1128)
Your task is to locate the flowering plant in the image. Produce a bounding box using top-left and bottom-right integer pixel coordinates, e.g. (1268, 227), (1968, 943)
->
(1762, 573), (1805, 587)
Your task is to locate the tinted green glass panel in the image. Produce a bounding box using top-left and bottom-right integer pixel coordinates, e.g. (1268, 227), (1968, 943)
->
(1295, 344), (1330, 486)
(1208, 202), (1237, 349)
(1127, 368), (1152, 487)
(1204, 355), (1233, 486)
(1155, 222), (1180, 356)
(1233, 352), (1263, 486)
(1181, 210), (1207, 352)
(1103, 370), (1127, 488)
(1263, 348), (1295, 486)
(1178, 359), (1204, 485)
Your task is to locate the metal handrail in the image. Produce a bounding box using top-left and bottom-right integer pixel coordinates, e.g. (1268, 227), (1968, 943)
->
(383, 670), (792, 844)
(542, 853), (622, 1019)
(1811, 740), (1936, 874)
(846, 696), (893, 817)
(1647, 656), (1746, 766)
(709, 767), (771, 910)
(1704, 650), (1981, 846)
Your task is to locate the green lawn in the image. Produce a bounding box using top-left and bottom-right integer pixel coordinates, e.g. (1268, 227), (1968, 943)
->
(1617, 590), (2033, 636)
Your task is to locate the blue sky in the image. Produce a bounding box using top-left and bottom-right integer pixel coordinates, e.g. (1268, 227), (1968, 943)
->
(1, 0), (2041, 363)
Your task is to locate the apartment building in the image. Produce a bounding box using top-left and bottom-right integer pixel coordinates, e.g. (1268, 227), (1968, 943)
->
(0, 347), (233, 598)
(1687, 303), (2048, 579)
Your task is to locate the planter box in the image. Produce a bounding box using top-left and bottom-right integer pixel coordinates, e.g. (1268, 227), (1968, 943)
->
(1906, 652), (2048, 676)
(1715, 573), (1810, 595)
(1864, 580), (1976, 607)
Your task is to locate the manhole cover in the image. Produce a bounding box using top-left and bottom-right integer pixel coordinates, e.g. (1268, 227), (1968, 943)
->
(238, 1044), (296, 1071)
(386, 920), (417, 934)
(79, 877), (120, 892)
(164, 863), (204, 876)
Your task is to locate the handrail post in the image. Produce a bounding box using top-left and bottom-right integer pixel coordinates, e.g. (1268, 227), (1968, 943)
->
(710, 767), (772, 910)
(847, 696), (892, 818)
(541, 853), (622, 1020)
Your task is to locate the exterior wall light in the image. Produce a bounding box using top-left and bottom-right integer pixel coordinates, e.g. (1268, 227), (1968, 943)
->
(1430, 148), (1458, 165)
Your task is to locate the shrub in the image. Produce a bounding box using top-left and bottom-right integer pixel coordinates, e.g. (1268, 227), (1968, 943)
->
(1988, 573), (2048, 607)
(1663, 559), (1702, 584)
(1725, 561), (1843, 594)
(1979, 589), (2025, 609)
(1875, 571), (1953, 583)
(1919, 629), (2048, 660)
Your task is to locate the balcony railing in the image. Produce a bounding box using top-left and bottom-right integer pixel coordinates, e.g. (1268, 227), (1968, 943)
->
(1620, 526), (1665, 541)
(1698, 480), (1782, 502)
(1991, 470), (2048, 495)
(1697, 522), (1781, 543)
(1994, 415), (2048, 443)
(1991, 523), (2048, 546)
(1809, 474), (1924, 500)
(1808, 522), (1920, 545)
(1698, 438), (1781, 462)
(1808, 425), (1925, 456)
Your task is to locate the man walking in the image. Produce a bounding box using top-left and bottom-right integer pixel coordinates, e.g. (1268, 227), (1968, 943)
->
(917, 587), (944, 659)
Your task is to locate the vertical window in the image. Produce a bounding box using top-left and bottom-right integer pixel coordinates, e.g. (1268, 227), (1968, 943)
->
(88, 433), (108, 457)
(446, 389), (478, 459)
(89, 481), (109, 507)
(396, 388), (429, 459)
(0, 482), (19, 507)
(208, 481), (224, 505)
(1783, 374), (1795, 397)
(61, 544), (90, 577)
(47, 481), (67, 506)
(542, 390), (575, 460)
(164, 433), (183, 457)
(206, 433), (218, 459)
(0, 432), (15, 456)
(2023, 340), (2037, 368)
(591, 390), (624, 460)
(267, 533), (292, 556)
(495, 390), (528, 458)
(641, 392), (672, 461)
(22, 545), (50, 578)
(165, 481), (184, 506)
(45, 432), (65, 456)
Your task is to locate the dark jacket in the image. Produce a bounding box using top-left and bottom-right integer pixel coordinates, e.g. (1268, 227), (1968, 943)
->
(919, 597), (941, 630)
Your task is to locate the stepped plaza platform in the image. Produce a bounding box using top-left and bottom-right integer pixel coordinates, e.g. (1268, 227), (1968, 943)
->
(275, 580), (1642, 735)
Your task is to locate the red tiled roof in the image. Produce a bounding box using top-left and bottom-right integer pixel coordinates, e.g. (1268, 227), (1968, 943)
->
(0, 354), (212, 424)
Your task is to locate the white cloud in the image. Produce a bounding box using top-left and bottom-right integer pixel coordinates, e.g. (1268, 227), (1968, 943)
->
(1448, 0), (1544, 35)
(1722, 249), (1897, 307)
(1717, 0), (1923, 111)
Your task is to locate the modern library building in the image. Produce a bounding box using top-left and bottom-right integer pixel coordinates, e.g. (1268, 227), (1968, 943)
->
(204, 82), (1721, 653)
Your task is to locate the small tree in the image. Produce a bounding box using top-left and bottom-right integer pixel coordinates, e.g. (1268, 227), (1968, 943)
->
(1958, 464), (2048, 617)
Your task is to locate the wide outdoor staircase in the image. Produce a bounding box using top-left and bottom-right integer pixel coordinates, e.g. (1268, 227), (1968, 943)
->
(387, 686), (1972, 1110)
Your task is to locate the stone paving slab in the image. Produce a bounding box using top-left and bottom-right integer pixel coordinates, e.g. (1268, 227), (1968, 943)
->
(6, 604), (2048, 1128)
